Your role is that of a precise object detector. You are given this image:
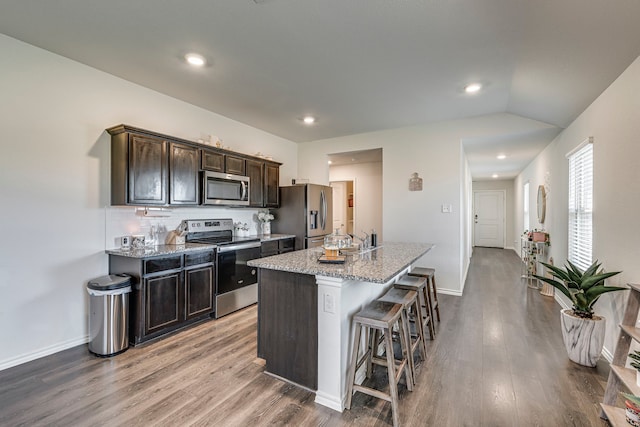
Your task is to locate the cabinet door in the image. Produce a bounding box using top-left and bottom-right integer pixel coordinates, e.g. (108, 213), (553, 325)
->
(144, 271), (183, 335)
(185, 265), (214, 320)
(261, 240), (278, 257)
(169, 142), (199, 205)
(201, 150), (224, 172)
(128, 134), (167, 205)
(246, 159), (264, 207)
(279, 238), (295, 253)
(225, 155), (246, 175)
(264, 163), (280, 208)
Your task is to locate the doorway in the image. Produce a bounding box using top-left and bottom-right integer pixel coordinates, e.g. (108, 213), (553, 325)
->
(330, 180), (354, 235)
(473, 190), (505, 248)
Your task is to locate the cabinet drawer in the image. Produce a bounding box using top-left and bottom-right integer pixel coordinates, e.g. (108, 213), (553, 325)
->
(279, 238), (294, 252)
(185, 250), (215, 267)
(144, 255), (182, 275)
(261, 241), (278, 256)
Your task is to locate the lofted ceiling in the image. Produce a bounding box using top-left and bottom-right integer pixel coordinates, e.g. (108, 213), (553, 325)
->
(1, 0), (639, 179)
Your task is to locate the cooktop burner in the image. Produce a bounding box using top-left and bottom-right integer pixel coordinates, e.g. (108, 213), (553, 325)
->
(183, 219), (259, 245)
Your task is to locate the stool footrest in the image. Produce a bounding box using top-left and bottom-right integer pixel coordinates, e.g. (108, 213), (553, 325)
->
(352, 384), (392, 403)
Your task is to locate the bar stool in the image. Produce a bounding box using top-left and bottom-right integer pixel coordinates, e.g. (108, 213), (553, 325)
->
(377, 287), (427, 386)
(395, 275), (435, 339)
(346, 300), (413, 427)
(408, 267), (441, 322)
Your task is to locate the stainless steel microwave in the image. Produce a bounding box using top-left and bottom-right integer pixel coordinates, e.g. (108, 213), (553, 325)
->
(202, 171), (250, 206)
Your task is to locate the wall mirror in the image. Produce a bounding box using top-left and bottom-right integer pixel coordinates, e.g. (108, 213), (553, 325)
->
(537, 185), (546, 223)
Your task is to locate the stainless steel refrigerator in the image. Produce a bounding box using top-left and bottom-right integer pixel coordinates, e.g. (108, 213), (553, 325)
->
(271, 184), (333, 250)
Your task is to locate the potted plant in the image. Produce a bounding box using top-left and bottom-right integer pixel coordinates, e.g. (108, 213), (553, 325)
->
(622, 393), (640, 427)
(629, 350), (640, 387)
(534, 260), (624, 367)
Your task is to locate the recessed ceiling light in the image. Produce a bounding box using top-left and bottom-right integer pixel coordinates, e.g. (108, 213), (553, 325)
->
(327, 160), (332, 165)
(185, 53), (206, 67)
(303, 116), (316, 125)
(497, 154), (506, 160)
(492, 173), (499, 178)
(464, 83), (482, 94)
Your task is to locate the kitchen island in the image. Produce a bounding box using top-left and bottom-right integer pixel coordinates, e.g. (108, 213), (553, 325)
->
(248, 242), (434, 412)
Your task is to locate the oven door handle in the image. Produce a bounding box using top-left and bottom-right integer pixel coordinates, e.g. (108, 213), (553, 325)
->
(218, 242), (261, 253)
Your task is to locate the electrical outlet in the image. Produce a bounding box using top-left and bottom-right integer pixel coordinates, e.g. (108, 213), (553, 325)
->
(324, 293), (335, 313)
(119, 236), (131, 249)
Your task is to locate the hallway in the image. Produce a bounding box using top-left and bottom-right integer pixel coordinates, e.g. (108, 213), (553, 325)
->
(0, 248), (611, 426)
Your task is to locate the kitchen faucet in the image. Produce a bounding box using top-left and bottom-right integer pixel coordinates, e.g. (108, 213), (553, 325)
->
(353, 231), (370, 250)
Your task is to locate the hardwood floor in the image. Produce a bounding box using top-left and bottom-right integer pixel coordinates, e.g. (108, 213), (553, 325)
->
(0, 248), (612, 426)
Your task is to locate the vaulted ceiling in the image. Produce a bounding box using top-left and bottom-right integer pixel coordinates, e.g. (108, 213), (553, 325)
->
(1, 0), (639, 178)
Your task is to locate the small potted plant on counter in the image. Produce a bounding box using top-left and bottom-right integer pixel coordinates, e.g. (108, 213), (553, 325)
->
(257, 209), (274, 235)
(534, 260), (625, 367)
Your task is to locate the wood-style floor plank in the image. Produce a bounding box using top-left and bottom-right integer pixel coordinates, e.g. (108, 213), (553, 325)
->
(0, 248), (612, 426)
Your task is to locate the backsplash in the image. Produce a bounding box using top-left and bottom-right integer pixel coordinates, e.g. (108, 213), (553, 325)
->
(104, 206), (265, 249)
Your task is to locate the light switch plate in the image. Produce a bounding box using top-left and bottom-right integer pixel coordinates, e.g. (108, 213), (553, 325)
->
(442, 204), (453, 213)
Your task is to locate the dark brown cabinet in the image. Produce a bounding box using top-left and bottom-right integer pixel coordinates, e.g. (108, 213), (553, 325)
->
(261, 237), (295, 257)
(109, 249), (215, 345)
(110, 131), (168, 206)
(108, 125), (281, 208)
(169, 142), (199, 205)
(264, 163), (280, 208)
(246, 159), (265, 207)
(201, 149), (224, 172)
(225, 154), (246, 175)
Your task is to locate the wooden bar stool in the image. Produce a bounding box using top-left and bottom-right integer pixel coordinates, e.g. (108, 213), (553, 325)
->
(346, 300), (413, 427)
(377, 287), (426, 386)
(408, 267), (441, 322)
(395, 275), (435, 339)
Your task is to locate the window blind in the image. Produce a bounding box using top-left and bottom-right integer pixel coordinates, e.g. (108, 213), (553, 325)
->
(567, 141), (593, 271)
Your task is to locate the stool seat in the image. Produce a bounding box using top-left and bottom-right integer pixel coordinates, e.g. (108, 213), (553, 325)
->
(408, 267), (441, 322)
(346, 299), (413, 427)
(395, 274), (435, 339)
(378, 287), (427, 384)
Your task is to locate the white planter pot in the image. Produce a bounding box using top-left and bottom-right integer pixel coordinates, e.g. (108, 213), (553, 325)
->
(559, 309), (605, 367)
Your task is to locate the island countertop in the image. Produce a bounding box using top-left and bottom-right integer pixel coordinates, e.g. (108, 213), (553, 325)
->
(248, 241), (434, 283)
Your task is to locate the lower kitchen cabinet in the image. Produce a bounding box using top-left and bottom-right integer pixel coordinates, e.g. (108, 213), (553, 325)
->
(260, 237), (295, 257)
(109, 249), (215, 345)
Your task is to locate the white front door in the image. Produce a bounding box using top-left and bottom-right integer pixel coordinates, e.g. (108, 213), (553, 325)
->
(473, 190), (505, 248)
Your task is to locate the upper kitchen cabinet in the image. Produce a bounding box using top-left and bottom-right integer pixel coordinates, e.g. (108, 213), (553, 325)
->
(201, 149), (224, 172)
(246, 159), (264, 207)
(169, 142), (199, 205)
(225, 154), (246, 175)
(110, 127), (168, 206)
(108, 124), (281, 207)
(264, 162), (280, 207)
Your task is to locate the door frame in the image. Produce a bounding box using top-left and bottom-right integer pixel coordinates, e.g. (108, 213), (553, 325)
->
(330, 178), (356, 236)
(472, 189), (506, 248)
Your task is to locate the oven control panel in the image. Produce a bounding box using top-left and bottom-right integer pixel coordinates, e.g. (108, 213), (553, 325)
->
(184, 218), (234, 232)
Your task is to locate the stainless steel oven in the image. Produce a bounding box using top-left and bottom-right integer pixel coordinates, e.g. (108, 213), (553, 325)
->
(202, 171), (250, 206)
(216, 241), (261, 318)
(183, 219), (261, 318)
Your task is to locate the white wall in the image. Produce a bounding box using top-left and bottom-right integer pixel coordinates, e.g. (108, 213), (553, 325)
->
(514, 55), (640, 360)
(298, 113), (550, 296)
(0, 34), (297, 370)
(472, 179), (516, 250)
(329, 161), (383, 240)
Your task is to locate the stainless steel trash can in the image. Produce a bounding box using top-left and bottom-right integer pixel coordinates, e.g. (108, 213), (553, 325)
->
(87, 274), (132, 357)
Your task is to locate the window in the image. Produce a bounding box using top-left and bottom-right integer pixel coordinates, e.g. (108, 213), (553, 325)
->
(567, 139), (593, 270)
(523, 182), (530, 231)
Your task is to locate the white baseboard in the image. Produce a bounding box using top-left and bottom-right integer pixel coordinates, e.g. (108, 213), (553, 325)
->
(506, 246), (516, 252)
(0, 335), (88, 372)
(438, 288), (463, 297)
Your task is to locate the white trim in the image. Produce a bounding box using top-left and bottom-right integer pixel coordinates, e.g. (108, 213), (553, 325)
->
(437, 288), (463, 297)
(0, 335), (88, 371)
(472, 189), (507, 248)
(565, 136), (593, 158)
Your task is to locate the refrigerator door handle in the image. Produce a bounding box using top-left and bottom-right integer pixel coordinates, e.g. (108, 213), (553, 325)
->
(320, 190), (327, 231)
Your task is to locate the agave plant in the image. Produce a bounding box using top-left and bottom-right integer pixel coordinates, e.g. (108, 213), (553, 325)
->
(533, 260), (624, 319)
(629, 350), (640, 372)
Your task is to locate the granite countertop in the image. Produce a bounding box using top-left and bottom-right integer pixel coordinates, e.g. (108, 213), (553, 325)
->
(248, 242), (434, 284)
(105, 234), (296, 259)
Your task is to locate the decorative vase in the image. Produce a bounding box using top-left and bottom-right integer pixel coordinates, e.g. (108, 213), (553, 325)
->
(626, 400), (640, 427)
(559, 309), (605, 367)
(262, 222), (271, 235)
